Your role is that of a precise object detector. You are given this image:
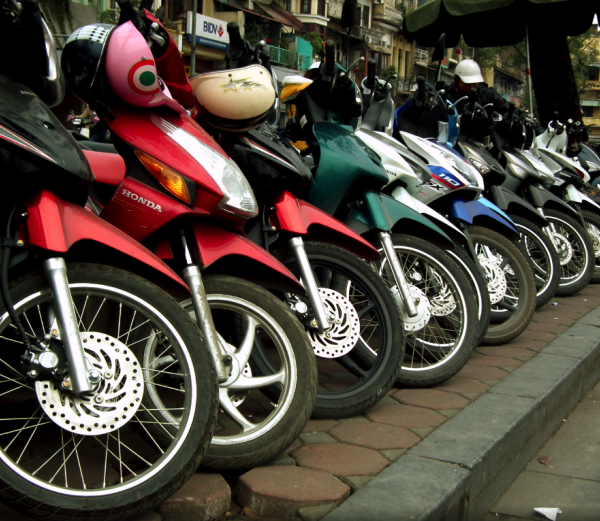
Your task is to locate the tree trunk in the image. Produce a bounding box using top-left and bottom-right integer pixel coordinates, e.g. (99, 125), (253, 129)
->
(529, 29), (581, 127)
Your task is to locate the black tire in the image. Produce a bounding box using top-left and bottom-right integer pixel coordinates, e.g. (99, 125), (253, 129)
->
(0, 264), (218, 521)
(373, 235), (479, 387)
(581, 209), (600, 284)
(468, 226), (537, 346)
(545, 209), (595, 295)
(272, 242), (405, 419)
(181, 275), (316, 471)
(510, 215), (561, 309)
(447, 247), (491, 348)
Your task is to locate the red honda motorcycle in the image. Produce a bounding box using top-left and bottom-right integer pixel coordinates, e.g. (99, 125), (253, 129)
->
(78, 5), (404, 423)
(0, 3), (218, 519)
(61, 6), (317, 471)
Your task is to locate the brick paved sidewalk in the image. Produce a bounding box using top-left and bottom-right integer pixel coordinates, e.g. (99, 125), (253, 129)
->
(150, 284), (600, 521)
(4, 286), (600, 521)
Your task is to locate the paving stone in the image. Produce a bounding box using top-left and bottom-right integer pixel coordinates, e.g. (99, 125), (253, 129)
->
(410, 426), (436, 437)
(380, 448), (406, 461)
(156, 473), (230, 521)
(302, 419), (339, 433)
(364, 403), (446, 428)
(468, 352), (523, 368)
(476, 346), (536, 359)
(238, 466), (350, 519)
(286, 439), (303, 454)
(374, 396), (398, 405)
(341, 475), (373, 492)
(268, 453), (297, 466)
(524, 322), (570, 334)
(433, 377), (491, 394)
(456, 363), (510, 381)
(329, 422), (420, 450)
(483, 379), (502, 386)
(335, 416), (369, 423)
(292, 443), (389, 476)
(299, 432), (337, 444)
(393, 388), (470, 410)
(506, 339), (550, 351)
(438, 408), (461, 418)
(513, 330), (558, 343)
(298, 504), (336, 521)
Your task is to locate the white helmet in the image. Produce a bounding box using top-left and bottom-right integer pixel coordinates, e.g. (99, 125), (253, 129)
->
(455, 59), (484, 84)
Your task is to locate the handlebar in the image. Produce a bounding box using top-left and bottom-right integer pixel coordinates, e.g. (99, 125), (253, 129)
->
(325, 40), (335, 75)
(416, 75), (425, 99)
(366, 58), (376, 87)
(468, 88), (477, 111)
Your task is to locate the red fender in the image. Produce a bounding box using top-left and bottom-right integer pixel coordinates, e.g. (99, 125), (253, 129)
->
(273, 191), (380, 261)
(171, 222), (303, 294)
(83, 150), (125, 186)
(25, 190), (187, 289)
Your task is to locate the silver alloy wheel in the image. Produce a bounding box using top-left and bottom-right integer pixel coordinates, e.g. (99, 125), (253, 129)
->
(586, 221), (600, 263)
(516, 224), (554, 297)
(378, 246), (468, 371)
(181, 295), (297, 446)
(0, 284), (197, 497)
(548, 218), (588, 285)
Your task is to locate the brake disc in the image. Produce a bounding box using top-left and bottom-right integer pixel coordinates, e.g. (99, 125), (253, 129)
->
(586, 223), (600, 257)
(478, 257), (507, 305)
(308, 288), (360, 358)
(429, 270), (457, 316)
(37, 332), (143, 436)
(552, 232), (573, 266)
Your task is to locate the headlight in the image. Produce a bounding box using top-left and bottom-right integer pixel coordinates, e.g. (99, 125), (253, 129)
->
(461, 144), (491, 175)
(152, 115), (258, 219)
(505, 153), (530, 180)
(428, 141), (479, 185)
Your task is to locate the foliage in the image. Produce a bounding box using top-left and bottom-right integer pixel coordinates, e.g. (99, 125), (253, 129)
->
(380, 65), (398, 80)
(39, 0), (73, 35)
(568, 29), (600, 95)
(244, 19), (269, 45)
(473, 46), (502, 69)
(396, 2), (407, 16)
(303, 31), (323, 57)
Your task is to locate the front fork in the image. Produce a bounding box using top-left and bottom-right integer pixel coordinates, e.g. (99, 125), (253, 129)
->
(180, 235), (232, 383)
(378, 231), (418, 318)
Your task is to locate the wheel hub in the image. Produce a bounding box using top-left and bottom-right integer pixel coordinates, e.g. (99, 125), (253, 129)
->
(308, 288), (360, 358)
(553, 232), (573, 265)
(586, 223), (600, 258)
(36, 332), (143, 436)
(478, 257), (507, 305)
(392, 285), (431, 332)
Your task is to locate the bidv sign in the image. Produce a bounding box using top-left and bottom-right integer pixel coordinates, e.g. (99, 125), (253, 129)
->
(186, 13), (230, 50)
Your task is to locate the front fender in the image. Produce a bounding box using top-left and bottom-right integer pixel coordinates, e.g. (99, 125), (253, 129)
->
(527, 184), (581, 220)
(25, 190), (187, 290)
(581, 192), (600, 217)
(349, 190), (454, 250)
(273, 191), (380, 261)
(190, 222), (305, 294)
(487, 185), (548, 228)
(449, 198), (520, 240)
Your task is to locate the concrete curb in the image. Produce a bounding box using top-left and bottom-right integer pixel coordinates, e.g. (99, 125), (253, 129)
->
(323, 306), (600, 521)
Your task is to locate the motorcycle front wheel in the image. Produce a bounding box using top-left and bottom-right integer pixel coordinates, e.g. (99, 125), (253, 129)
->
(271, 242), (405, 419)
(468, 226), (537, 346)
(582, 209), (600, 284)
(376, 234), (479, 388)
(0, 264), (218, 521)
(181, 275), (317, 471)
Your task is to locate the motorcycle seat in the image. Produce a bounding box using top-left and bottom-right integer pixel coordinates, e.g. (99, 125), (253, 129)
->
(83, 150), (126, 187)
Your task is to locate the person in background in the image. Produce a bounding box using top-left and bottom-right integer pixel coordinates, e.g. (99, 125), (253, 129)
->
(73, 104), (95, 131)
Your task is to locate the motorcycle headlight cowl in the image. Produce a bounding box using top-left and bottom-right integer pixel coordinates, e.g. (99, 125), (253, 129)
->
(461, 146), (491, 175)
(428, 141), (479, 186)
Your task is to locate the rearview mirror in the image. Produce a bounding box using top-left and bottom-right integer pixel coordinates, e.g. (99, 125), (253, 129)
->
(341, 0), (357, 29)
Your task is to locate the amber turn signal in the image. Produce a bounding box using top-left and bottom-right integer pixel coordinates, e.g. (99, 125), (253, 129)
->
(135, 150), (191, 205)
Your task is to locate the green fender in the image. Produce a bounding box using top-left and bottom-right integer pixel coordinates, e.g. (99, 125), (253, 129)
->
(349, 190), (454, 250)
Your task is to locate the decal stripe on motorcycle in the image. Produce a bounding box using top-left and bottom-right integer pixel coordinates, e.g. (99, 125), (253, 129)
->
(429, 166), (465, 189)
(242, 138), (296, 169)
(0, 124), (58, 164)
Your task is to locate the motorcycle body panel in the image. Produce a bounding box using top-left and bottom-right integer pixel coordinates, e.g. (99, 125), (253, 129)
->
(25, 189), (187, 289)
(348, 190), (454, 249)
(580, 192), (600, 217)
(83, 149), (126, 186)
(448, 198), (520, 239)
(307, 123), (388, 215)
(272, 190), (380, 261)
(486, 184), (548, 228)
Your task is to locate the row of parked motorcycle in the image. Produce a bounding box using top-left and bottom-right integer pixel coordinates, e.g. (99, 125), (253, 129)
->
(0, 0), (599, 518)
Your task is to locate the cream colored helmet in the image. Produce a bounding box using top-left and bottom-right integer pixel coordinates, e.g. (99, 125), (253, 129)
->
(190, 65), (276, 132)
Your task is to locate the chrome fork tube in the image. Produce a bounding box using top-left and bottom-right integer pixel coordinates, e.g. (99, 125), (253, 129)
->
(43, 258), (92, 394)
(378, 231), (418, 318)
(180, 237), (231, 383)
(538, 207), (560, 250)
(288, 237), (331, 331)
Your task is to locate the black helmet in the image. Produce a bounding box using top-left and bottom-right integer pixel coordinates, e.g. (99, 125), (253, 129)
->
(61, 24), (114, 103)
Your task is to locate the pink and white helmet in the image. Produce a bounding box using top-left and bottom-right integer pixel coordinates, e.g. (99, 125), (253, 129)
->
(104, 21), (185, 114)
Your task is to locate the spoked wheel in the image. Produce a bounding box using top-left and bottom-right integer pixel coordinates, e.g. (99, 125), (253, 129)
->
(544, 209), (594, 295)
(582, 209), (600, 284)
(375, 235), (478, 388)
(0, 264), (217, 520)
(272, 242), (404, 419)
(468, 226), (537, 346)
(510, 215), (560, 309)
(181, 275), (316, 471)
